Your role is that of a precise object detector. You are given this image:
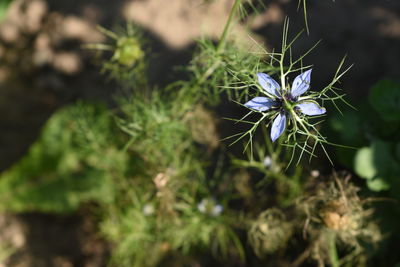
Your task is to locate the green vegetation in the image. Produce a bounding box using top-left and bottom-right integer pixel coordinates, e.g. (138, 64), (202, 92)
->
(1, 0), (397, 266)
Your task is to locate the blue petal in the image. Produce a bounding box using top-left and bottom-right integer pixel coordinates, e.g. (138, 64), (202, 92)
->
(257, 73), (281, 98)
(244, 97), (277, 112)
(270, 113), (286, 142)
(296, 101), (326, 116)
(291, 69), (312, 97)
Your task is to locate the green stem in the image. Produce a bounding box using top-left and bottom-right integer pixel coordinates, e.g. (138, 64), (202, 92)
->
(216, 0), (242, 52)
(186, 0), (241, 97)
(283, 99), (295, 111)
(328, 231), (340, 267)
(178, 0), (241, 106)
(289, 107), (310, 137)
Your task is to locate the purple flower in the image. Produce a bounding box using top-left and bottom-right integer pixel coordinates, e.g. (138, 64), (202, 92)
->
(244, 70), (326, 142)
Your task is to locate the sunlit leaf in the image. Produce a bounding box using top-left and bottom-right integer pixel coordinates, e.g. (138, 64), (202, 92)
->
(354, 147), (376, 180)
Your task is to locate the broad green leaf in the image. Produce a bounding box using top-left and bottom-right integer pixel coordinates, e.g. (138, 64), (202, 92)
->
(367, 177), (390, 192)
(354, 140), (399, 192)
(396, 143), (400, 162)
(372, 140), (394, 177)
(354, 147), (376, 180)
(330, 111), (363, 142)
(369, 79), (400, 121)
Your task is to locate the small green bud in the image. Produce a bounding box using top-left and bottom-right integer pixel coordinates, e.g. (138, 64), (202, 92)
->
(113, 37), (144, 66)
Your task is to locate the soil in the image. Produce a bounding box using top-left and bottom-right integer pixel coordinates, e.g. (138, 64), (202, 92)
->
(0, 210), (109, 267)
(0, 0), (399, 266)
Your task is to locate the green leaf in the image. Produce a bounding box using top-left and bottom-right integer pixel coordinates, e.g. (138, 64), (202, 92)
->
(372, 140), (394, 178)
(354, 140), (399, 192)
(354, 147), (376, 180)
(367, 177), (390, 192)
(330, 111), (363, 142)
(369, 79), (400, 121)
(395, 143), (400, 162)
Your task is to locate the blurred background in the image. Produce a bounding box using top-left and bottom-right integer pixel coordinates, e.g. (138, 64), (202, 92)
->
(0, 0), (399, 266)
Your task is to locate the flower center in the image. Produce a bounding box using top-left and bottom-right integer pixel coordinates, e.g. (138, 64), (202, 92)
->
(281, 93), (297, 113)
(284, 93), (297, 102)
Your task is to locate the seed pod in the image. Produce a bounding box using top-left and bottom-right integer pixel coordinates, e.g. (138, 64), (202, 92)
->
(248, 209), (293, 257)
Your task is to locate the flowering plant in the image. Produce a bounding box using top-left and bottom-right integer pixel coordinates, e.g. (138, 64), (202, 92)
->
(244, 70), (326, 142)
(226, 20), (353, 166)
